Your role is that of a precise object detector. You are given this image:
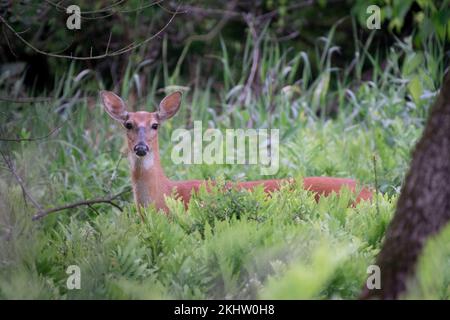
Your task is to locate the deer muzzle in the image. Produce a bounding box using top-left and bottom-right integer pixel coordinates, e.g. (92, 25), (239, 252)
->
(134, 143), (149, 157)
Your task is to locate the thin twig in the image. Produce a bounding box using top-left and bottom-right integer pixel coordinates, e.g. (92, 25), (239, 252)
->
(44, 0), (164, 18)
(233, 13), (265, 116)
(242, 14), (262, 99)
(87, 203), (101, 216)
(0, 8), (179, 60)
(0, 120), (68, 142)
(0, 96), (54, 103)
(0, 104), (81, 142)
(0, 150), (130, 221)
(43, 0), (127, 15)
(106, 153), (124, 194)
(31, 188), (131, 221)
(372, 154), (380, 216)
(2, 26), (17, 58)
(169, 4), (243, 19)
(172, 0), (320, 22)
(185, 0), (237, 43)
(0, 150), (43, 212)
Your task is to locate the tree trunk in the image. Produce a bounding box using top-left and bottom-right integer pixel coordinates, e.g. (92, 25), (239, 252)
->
(360, 70), (450, 299)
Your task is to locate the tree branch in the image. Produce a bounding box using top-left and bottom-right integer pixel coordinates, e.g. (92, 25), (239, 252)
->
(0, 7), (179, 60)
(0, 120), (68, 142)
(0, 150), (43, 212)
(0, 151), (130, 221)
(43, 0), (128, 15)
(0, 96), (54, 103)
(31, 188), (131, 221)
(43, 0), (166, 19)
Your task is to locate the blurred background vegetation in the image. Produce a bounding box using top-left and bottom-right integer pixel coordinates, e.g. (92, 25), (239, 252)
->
(1, 0), (448, 95)
(0, 0), (449, 299)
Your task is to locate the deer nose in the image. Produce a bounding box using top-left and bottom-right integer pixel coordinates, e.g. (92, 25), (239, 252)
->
(134, 144), (149, 157)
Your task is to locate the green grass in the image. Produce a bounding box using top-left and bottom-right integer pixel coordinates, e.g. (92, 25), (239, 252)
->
(0, 29), (448, 299)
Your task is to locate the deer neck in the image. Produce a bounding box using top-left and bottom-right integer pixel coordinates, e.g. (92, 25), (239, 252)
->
(128, 139), (170, 208)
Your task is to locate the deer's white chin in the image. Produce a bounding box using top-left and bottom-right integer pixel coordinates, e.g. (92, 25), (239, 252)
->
(128, 151), (154, 171)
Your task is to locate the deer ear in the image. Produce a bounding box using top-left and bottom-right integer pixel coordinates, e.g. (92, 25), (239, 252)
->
(100, 91), (128, 122)
(158, 91), (182, 121)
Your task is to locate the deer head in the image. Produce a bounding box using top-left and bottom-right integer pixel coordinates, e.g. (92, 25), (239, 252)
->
(100, 91), (182, 160)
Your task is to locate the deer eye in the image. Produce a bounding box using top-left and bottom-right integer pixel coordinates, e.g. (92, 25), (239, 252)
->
(124, 122), (133, 130)
(151, 123), (159, 130)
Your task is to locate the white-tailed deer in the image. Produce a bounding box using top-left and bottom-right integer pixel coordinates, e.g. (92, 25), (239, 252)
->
(101, 90), (372, 219)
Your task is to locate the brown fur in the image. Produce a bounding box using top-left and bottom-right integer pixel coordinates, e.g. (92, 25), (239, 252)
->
(101, 90), (372, 218)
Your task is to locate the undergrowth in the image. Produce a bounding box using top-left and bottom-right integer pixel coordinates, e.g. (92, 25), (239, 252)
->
(0, 27), (448, 299)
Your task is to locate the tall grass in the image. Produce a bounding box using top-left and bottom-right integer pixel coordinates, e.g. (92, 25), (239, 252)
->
(0, 27), (447, 299)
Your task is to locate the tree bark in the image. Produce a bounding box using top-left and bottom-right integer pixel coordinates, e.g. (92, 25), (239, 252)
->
(361, 70), (450, 299)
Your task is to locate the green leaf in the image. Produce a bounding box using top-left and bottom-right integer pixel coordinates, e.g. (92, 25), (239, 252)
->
(408, 75), (423, 105)
(402, 52), (424, 77)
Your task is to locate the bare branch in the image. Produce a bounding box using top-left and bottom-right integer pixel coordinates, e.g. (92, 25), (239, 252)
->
(0, 120), (68, 142)
(170, 4), (243, 20)
(43, 0), (127, 15)
(0, 150), (43, 212)
(184, 0), (237, 43)
(0, 7), (180, 60)
(172, 0), (320, 22)
(2, 25), (17, 58)
(31, 188), (131, 221)
(0, 149), (130, 221)
(44, 0), (164, 19)
(241, 14), (263, 100)
(0, 96), (54, 103)
(0, 105), (81, 142)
